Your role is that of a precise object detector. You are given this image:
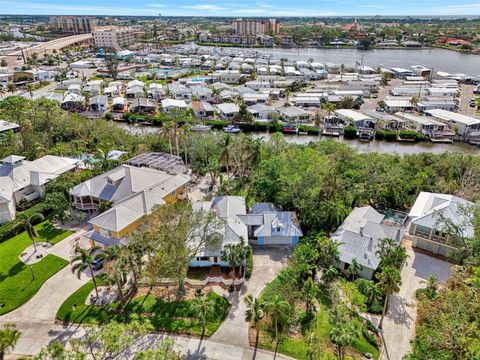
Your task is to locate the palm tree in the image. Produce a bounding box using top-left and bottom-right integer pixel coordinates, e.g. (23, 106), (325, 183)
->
(219, 134), (231, 177)
(349, 258), (364, 281)
(221, 243), (240, 277)
(303, 277), (316, 312)
(376, 266), (402, 328)
(71, 246), (104, 298)
(321, 102), (336, 119)
(265, 295), (291, 347)
(14, 213), (44, 252)
(0, 323), (21, 360)
(0, 87), (7, 100)
(284, 88), (291, 105)
(25, 83), (35, 100)
(329, 322), (355, 360)
(191, 294), (214, 336)
(6, 83), (15, 95)
(244, 295), (265, 347)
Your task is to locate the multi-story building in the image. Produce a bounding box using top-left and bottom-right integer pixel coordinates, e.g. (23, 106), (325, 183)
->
(92, 27), (135, 50)
(210, 34), (256, 45)
(231, 18), (280, 35)
(50, 16), (97, 34)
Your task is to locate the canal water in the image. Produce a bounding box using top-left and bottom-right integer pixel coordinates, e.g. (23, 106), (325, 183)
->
(116, 123), (480, 155)
(193, 45), (480, 76)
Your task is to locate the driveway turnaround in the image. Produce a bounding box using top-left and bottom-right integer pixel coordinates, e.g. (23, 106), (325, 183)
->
(366, 245), (453, 360)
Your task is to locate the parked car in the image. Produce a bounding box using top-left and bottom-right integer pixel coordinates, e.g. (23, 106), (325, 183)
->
(91, 257), (105, 271)
(474, 87), (480, 95)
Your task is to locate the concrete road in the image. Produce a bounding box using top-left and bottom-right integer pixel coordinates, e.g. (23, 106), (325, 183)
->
(365, 245), (453, 360)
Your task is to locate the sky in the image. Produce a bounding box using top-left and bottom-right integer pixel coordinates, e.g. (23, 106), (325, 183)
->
(2, 0), (480, 16)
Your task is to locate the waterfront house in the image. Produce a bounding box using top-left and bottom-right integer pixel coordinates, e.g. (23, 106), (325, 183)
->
(0, 155), (79, 223)
(161, 99), (188, 113)
(331, 206), (404, 280)
(238, 203), (303, 246)
(424, 109), (480, 136)
(71, 153), (190, 247)
(278, 106), (312, 124)
(335, 109), (375, 129)
(247, 104), (278, 120)
(407, 192), (472, 256)
(129, 98), (156, 114)
(89, 95), (108, 112)
(190, 196), (248, 268)
(395, 112), (446, 135)
(216, 103), (239, 119)
(191, 101), (214, 118)
(111, 97), (127, 113)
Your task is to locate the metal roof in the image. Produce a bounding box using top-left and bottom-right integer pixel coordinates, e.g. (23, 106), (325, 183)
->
(124, 152), (187, 175)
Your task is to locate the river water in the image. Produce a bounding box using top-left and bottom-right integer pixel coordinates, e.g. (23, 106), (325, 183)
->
(194, 45), (480, 76)
(116, 123), (480, 155)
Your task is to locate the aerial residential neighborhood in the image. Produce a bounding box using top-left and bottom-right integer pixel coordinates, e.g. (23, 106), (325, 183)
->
(0, 5), (479, 360)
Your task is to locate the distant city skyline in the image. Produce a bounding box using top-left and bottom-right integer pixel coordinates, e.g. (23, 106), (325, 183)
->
(2, 0), (480, 16)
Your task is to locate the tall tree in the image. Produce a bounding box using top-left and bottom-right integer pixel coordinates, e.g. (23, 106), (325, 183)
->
(376, 266), (402, 328)
(244, 295), (265, 348)
(265, 295), (291, 347)
(14, 213), (44, 252)
(329, 322), (355, 360)
(190, 294), (215, 336)
(70, 246), (104, 298)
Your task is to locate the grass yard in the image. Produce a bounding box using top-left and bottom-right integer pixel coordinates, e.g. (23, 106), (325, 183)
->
(256, 277), (380, 360)
(0, 222), (72, 315)
(57, 281), (231, 337)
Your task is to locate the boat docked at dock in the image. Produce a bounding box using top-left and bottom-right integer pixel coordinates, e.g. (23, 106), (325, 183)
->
(223, 125), (241, 133)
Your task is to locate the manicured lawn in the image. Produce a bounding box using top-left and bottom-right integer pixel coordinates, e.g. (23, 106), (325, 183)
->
(0, 222), (72, 315)
(256, 277), (379, 360)
(57, 281), (231, 337)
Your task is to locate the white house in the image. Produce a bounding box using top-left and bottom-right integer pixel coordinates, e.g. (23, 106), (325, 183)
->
(331, 206), (404, 280)
(424, 109), (480, 136)
(0, 155), (79, 223)
(161, 99), (188, 112)
(190, 196), (248, 268)
(216, 103), (239, 119)
(407, 192), (473, 256)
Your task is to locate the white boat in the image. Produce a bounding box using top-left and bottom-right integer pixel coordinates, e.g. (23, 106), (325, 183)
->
(190, 124), (212, 132)
(223, 125), (241, 134)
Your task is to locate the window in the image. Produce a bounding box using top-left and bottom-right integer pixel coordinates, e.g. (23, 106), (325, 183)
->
(99, 228), (112, 238)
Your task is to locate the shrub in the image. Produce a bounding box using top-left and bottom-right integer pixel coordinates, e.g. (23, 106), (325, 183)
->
(362, 321), (379, 349)
(384, 130), (397, 141)
(0, 202), (52, 243)
(344, 126), (357, 139)
(104, 112), (112, 120)
(245, 247), (253, 278)
(375, 130), (385, 140)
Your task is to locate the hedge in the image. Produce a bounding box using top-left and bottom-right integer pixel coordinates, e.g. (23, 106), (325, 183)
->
(344, 126), (358, 139)
(245, 248), (253, 278)
(399, 129), (427, 142)
(0, 202), (52, 244)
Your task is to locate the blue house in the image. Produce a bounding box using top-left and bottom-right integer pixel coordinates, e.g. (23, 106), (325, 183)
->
(239, 203), (303, 246)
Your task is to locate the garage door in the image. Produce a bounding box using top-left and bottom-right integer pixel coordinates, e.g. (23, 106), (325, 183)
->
(264, 236), (293, 245)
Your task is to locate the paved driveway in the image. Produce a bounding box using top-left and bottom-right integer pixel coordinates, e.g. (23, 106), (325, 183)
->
(366, 245), (453, 360)
(209, 246), (290, 348)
